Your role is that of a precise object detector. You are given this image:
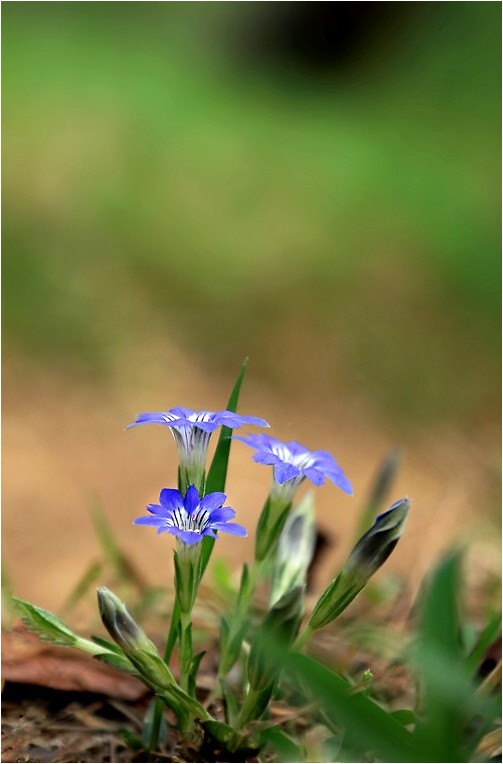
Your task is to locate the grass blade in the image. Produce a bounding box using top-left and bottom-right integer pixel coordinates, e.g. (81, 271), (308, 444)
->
(201, 357), (249, 577)
(286, 651), (421, 762)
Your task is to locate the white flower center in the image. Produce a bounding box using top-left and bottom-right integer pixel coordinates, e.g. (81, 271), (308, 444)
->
(168, 505), (210, 533)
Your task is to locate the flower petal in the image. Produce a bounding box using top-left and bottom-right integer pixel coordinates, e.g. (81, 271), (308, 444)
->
(133, 516), (165, 526)
(274, 462), (300, 484)
(184, 485), (201, 514)
(199, 492), (226, 511)
(326, 471), (353, 495)
(213, 522), (247, 537)
(178, 529), (203, 545)
(159, 488), (184, 511)
(303, 467), (326, 486)
(208, 507), (236, 523)
(146, 503), (171, 516)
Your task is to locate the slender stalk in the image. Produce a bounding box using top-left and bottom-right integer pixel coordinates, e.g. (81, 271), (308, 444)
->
(229, 687), (263, 750)
(217, 559), (265, 681)
(147, 701), (163, 752)
(178, 611), (193, 694)
(291, 623), (314, 652)
(146, 600), (181, 751)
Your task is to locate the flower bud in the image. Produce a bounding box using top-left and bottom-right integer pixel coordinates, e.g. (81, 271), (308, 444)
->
(343, 497), (409, 585)
(270, 492), (316, 607)
(97, 587), (175, 690)
(97, 587), (155, 655)
(309, 498), (410, 632)
(247, 586), (304, 692)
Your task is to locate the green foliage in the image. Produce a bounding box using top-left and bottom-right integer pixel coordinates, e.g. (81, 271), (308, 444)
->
(201, 357), (248, 576)
(13, 597), (80, 648)
(287, 652), (421, 763)
(412, 551), (500, 763)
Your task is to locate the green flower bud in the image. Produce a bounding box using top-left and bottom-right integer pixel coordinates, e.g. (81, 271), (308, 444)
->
(309, 498), (410, 632)
(270, 492), (316, 607)
(247, 586), (304, 692)
(97, 587), (175, 690)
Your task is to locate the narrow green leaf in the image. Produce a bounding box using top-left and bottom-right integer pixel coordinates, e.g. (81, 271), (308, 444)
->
(466, 610), (501, 675)
(390, 709), (416, 727)
(203, 719), (235, 746)
(60, 561), (103, 616)
(90, 500), (146, 590)
(206, 357), (249, 494)
(142, 696), (168, 750)
(163, 599), (180, 663)
(221, 679), (239, 726)
(201, 358), (249, 577)
(260, 727), (303, 763)
(413, 550), (498, 762)
(90, 635), (126, 654)
(286, 652), (421, 763)
(354, 448), (401, 541)
(95, 651), (139, 675)
(13, 598), (78, 647)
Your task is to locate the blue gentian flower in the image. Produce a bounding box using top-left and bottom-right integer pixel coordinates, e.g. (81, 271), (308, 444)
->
(133, 485), (247, 546)
(234, 433), (352, 504)
(127, 407), (269, 491)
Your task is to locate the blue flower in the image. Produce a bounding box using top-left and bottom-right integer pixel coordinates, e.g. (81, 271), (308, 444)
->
(127, 407), (269, 491)
(133, 485), (247, 546)
(234, 433), (353, 503)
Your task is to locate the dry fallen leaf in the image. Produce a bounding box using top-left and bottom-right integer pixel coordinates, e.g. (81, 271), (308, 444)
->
(2, 627), (146, 700)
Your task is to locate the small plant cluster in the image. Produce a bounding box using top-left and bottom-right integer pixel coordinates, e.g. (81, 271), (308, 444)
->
(14, 362), (500, 762)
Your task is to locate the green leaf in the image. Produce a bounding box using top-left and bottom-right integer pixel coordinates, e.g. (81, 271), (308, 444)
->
(91, 635), (126, 654)
(90, 500), (146, 589)
(206, 357), (249, 494)
(13, 598), (78, 647)
(221, 679), (239, 726)
(203, 719), (235, 747)
(142, 696), (168, 750)
(188, 650), (206, 696)
(465, 610), (501, 675)
(390, 709), (416, 727)
(260, 727), (303, 763)
(354, 447), (401, 541)
(60, 560), (103, 616)
(286, 652), (421, 762)
(413, 550), (499, 762)
(201, 357), (248, 577)
(162, 599), (180, 664)
(94, 651), (139, 675)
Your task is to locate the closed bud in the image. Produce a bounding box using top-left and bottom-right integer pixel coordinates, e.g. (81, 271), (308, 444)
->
(97, 587), (175, 690)
(270, 493), (316, 607)
(97, 587), (155, 656)
(247, 586), (304, 691)
(309, 498), (410, 631)
(343, 497), (409, 586)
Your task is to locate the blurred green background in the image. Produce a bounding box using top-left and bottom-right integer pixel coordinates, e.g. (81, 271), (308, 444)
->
(3, 2), (501, 607)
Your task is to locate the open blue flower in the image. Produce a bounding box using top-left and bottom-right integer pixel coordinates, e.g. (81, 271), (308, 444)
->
(133, 485), (247, 546)
(234, 433), (353, 504)
(127, 407), (269, 491)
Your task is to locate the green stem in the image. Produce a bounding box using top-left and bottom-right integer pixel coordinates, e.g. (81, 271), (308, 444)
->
(178, 611), (193, 694)
(145, 599), (181, 751)
(147, 700), (163, 751)
(229, 686), (263, 750)
(217, 559), (265, 681)
(291, 623), (314, 652)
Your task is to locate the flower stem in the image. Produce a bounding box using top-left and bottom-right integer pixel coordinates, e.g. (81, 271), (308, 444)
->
(291, 623), (314, 652)
(217, 558), (265, 681)
(178, 610), (193, 694)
